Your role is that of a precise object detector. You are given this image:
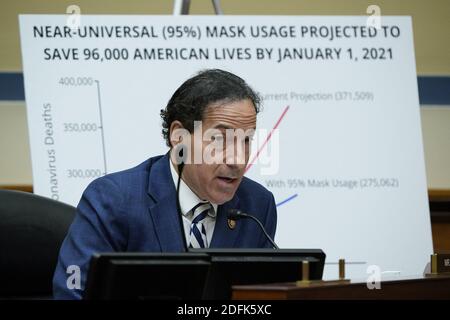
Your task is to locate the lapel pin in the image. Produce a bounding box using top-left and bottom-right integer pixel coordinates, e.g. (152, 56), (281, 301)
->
(227, 218), (236, 230)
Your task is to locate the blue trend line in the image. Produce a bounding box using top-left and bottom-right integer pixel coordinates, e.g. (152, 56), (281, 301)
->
(276, 194), (298, 207)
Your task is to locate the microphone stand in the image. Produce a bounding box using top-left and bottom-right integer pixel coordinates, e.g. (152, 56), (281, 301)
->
(228, 209), (279, 249)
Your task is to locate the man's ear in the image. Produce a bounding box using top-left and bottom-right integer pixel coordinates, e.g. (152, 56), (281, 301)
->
(169, 120), (184, 148)
(170, 121), (190, 165)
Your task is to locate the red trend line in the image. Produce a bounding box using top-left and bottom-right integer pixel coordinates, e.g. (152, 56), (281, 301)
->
(245, 105), (290, 173)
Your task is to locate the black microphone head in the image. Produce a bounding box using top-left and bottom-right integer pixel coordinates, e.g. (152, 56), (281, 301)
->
(227, 209), (243, 220)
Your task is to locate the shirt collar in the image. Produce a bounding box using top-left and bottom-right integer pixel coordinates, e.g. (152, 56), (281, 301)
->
(169, 157), (217, 218)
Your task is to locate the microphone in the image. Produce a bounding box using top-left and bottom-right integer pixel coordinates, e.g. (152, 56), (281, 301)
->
(227, 209), (279, 249)
(174, 144), (188, 252)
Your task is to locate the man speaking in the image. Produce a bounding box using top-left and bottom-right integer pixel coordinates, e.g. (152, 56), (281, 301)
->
(53, 69), (278, 299)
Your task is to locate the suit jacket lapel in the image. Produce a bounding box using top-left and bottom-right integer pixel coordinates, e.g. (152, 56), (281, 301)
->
(147, 153), (185, 252)
(210, 195), (241, 248)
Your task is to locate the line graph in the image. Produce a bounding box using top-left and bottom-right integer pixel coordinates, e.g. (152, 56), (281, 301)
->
(243, 104), (296, 208)
(245, 105), (290, 173)
(276, 193), (298, 207)
(95, 80), (107, 175)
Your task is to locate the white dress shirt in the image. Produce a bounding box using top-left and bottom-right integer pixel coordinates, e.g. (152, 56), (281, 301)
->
(169, 159), (218, 247)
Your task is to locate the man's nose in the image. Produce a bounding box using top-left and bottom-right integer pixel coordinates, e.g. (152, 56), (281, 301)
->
(224, 141), (247, 168)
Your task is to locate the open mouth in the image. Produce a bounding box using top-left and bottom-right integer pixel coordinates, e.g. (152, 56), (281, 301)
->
(217, 176), (237, 184)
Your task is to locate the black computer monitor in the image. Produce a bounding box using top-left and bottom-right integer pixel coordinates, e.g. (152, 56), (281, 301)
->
(84, 249), (325, 300)
(84, 252), (211, 300)
(193, 248), (325, 299)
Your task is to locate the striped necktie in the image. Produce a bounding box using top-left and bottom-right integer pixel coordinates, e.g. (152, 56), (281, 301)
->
(188, 202), (212, 248)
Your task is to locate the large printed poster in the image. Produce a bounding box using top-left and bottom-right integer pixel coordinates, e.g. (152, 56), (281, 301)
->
(19, 15), (432, 279)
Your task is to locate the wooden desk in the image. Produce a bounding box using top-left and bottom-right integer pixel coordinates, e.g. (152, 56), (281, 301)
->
(232, 274), (450, 300)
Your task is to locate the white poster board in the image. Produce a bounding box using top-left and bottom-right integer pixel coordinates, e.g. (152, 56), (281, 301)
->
(19, 15), (433, 280)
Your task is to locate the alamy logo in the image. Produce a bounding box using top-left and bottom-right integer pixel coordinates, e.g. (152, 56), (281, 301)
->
(66, 265), (81, 290)
(366, 5), (381, 30)
(66, 5), (81, 31)
(366, 265), (381, 290)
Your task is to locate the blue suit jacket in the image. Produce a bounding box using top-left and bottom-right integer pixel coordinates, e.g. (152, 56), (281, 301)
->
(53, 153), (277, 299)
